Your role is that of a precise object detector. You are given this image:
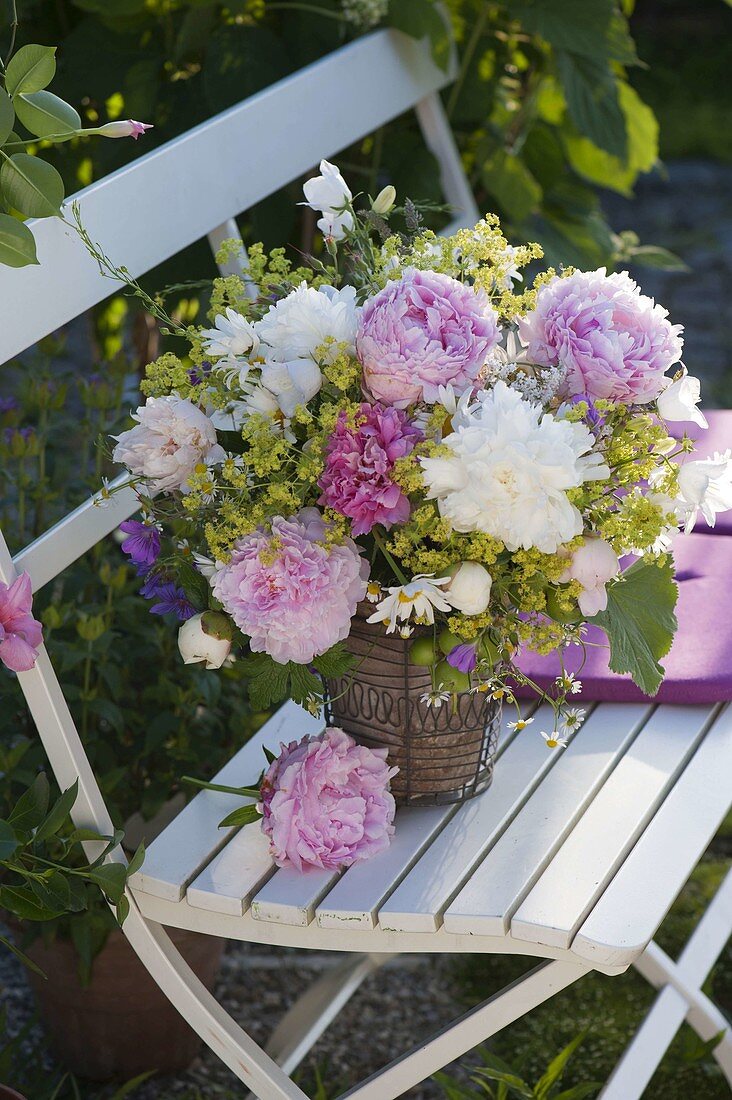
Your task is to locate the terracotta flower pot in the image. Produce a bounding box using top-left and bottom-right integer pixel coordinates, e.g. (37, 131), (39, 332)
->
(0, 1086), (28, 1100)
(327, 606), (500, 805)
(25, 925), (224, 1080)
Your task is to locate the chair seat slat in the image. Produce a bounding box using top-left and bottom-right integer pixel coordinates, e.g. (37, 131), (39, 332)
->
(186, 822), (275, 917)
(572, 703), (730, 969)
(442, 703), (651, 938)
(504, 704), (715, 954)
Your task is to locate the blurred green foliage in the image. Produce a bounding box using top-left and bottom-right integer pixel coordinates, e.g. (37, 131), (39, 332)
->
(3, 0), (671, 272)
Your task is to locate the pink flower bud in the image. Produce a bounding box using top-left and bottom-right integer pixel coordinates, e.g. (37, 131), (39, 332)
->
(98, 120), (153, 140)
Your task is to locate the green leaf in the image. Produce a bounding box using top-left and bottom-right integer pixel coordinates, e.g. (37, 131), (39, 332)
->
(203, 25), (290, 114)
(0, 213), (38, 267)
(503, 0), (615, 58)
(248, 657), (291, 712)
(14, 91), (81, 140)
(176, 558), (210, 610)
(0, 154), (65, 219)
(126, 841), (146, 877)
(9, 773), (50, 832)
(108, 1071), (156, 1100)
(552, 1085), (603, 1100)
(565, 82), (658, 197)
(388, 0), (450, 71)
(625, 244), (689, 272)
(0, 882), (65, 921)
(312, 642), (355, 680)
(557, 52), (626, 159)
(472, 1066), (533, 1098)
(30, 870), (71, 913)
(481, 150), (543, 224)
(219, 803), (262, 829)
(0, 90), (15, 146)
(5, 45), (57, 96)
(289, 663), (322, 707)
(86, 861), (128, 904)
(592, 558), (678, 696)
(34, 780), (79, 843)
(535, 1030), (587, 1100)
(0, 931), (46, 977)
(0, 819), (19, 861)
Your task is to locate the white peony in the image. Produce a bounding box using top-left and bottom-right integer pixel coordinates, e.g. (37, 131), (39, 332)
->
(113, 395), (225, 493)
(560, 537), (619, 617)
(301, 159), (354, 240)
(255, 282), (358, 365)
(421, 381), (610, 554)
(657, 369), (707, 428)
(445, 562), (493, 615)
(676, 450), (732, 532)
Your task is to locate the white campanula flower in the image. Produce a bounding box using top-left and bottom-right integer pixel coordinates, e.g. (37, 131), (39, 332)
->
(255, 283), (359, 365)
(259, 358), (324, 418)
(560, 537), (619, 617)
(676, 450), (732, 532)
(200, 308), (260, 363)
(421, 381), (610, 554)
(178, 611), (233, 669)
(372, 184), (396, 214)
(445, 561), (493, 615)
(112, 395), (225, 494)
(301, 160), (354, 240)
(657, 369), (707, 428)
(367, 574), (452, 633)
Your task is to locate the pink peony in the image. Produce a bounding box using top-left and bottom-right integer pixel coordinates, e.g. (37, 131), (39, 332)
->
(211, 509), (367, 665)
(318, 403), (422, 536)
(357, 268), (500, 407)
(0, 572), (43, 672)
(519, 269), (683, 405)
(260, 727), (398, 871)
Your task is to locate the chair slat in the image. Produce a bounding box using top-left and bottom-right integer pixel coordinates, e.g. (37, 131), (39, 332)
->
(0, 29), (453, 364)
(572, 704), (729, 969)
(377, 703), (558, 934)
(129, 701), (321, 902)
(506, 704), (715, 953)
(186, 821), (275, 917)
(12, 475), (138, 594)
(442, 703), (651, 938)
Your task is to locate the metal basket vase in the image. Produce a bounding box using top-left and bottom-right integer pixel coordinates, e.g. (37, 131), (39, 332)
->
(325, 607), (500, 806)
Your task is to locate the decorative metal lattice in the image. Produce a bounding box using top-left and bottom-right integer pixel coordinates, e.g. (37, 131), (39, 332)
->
(324, 608), (501, 806)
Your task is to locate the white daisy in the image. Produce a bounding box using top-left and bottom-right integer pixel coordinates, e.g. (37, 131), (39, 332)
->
(200, 308), (259, 362)
(420, 687), (451, 709)
(560, 707), (586, 734)
(367, 574), (452, 634)
(556, 672), (582, 695)
(541, 730), (568, 749)
(507, 716), (534, 732)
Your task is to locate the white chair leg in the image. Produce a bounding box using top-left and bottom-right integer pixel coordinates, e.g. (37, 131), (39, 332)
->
(265, 953), (391, 1077)
(601, 866), (732, 1098)
(122, 899), (309, 1100)
(340, 960), (589, 1100)
(414, 90), (480, 233)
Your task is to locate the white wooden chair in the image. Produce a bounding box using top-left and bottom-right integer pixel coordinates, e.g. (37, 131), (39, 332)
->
(1, 28), (731, 1100)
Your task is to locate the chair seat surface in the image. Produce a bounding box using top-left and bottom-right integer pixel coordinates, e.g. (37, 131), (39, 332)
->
(129, 698), (732, 973)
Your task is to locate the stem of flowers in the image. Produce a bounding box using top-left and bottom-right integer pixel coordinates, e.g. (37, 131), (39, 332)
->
(371, 526), (408, 585)
(446, 4), (489, 120)
(182, 776), (262, 799)
(2, 0), (18, 72)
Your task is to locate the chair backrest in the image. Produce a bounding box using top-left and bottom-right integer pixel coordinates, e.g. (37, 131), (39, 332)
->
(0, 27), (479, 837)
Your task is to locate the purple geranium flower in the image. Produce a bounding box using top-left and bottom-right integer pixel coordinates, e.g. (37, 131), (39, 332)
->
(187, 361), (213, 386)
(566, 394), (605, 431)
(119, 519), (161, 568)
(147, 581), (196, 621)
(446, 642), (478, 673)
(0, 396), (18, 414)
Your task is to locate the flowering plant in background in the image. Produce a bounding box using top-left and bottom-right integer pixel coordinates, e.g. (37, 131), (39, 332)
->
(0, 572), (43, 673)
(104, 159), (732, 744)
(186, 726), (397, 872)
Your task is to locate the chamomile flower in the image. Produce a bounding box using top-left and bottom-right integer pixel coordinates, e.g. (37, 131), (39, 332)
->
(399, 624), (414, 639)
(367, 574), (452, 634)
(560, 707), (586, 733)
(507, 716), (534, 732)
(365, 581), (382, 604)
(541, 730), (568, 749)
(556, 672), (582, 695)
(420, 687), (451, 709)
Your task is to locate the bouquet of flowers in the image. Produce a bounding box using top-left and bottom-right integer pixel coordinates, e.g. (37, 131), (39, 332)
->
(107, 160), (731, 755)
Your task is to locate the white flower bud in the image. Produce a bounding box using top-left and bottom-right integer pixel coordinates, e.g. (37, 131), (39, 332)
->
(445, 562), (493, 615)
(657, 370), (708, 428)
(371, 185), (396, 215)
(178, 611), (233, 670)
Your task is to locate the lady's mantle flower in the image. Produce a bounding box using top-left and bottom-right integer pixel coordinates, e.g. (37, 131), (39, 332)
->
(212, 509), (367, 665)
(367, 574), (452, 634)
(0, 572), (43, 673)
(260, 727), (397, 871)
(560, 537), (619, 617)
(112, 395), (225, 494)
(421, 381), (609, 554)
(301, 160), (354, 240)
(357, 268), (500, 408)
(519, 269), (683, 405)
(119, 519), (161, 569)
(541, 730), (568, 749)
(318, 403), (422, 536)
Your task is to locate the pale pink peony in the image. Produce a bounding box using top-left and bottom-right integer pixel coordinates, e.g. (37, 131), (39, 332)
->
(113, 395), (225, 493)
(357, 268), (500, 407)
(260, 727), (398, 871)
(519, 269), (683, 405)
(211, 509), (367, 665)
(318, 403), (422, 536)
(0, 572), (43, 672)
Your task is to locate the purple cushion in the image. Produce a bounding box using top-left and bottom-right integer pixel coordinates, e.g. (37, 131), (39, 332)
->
(514, 533), (732, 704)
(671, 409), (732, 534)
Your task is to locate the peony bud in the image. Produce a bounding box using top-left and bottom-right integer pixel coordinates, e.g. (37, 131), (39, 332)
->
(445, 562), (492, 615)
(657, 370), (708, 429)
(178, 611), (233, 669)
(97, 120), (153, 140)
(371, 185), (396, 215)
(560, 537), (619, 617)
